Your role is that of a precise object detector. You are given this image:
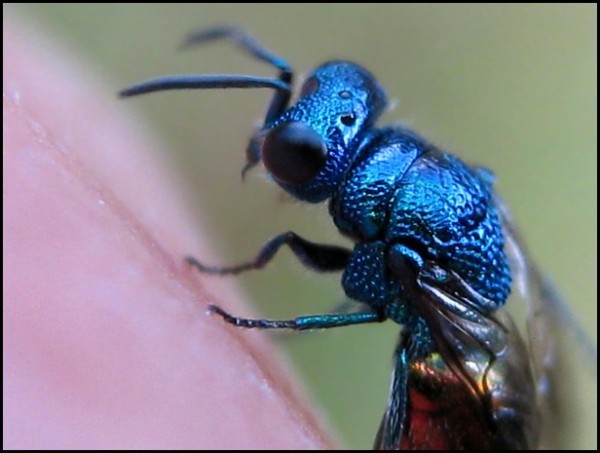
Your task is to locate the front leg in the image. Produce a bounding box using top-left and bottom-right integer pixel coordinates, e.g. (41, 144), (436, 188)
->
(186, 231), (351, 275)
(209, 305), (384, 331)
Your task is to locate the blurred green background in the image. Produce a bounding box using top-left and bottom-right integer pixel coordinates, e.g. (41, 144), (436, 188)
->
(10, 4), (596, 449)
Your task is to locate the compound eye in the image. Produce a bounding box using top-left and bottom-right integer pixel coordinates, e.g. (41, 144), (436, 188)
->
(262, 122), (327, 185)
(299, 76), (320, 97)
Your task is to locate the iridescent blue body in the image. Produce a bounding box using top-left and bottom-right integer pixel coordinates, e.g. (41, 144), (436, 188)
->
(121, 26), (542, 449)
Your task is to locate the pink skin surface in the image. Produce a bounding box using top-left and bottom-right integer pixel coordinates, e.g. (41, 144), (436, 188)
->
(3, 15), (334, 450)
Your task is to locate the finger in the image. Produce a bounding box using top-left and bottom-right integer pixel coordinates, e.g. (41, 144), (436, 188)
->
(3, 14), (334, 450)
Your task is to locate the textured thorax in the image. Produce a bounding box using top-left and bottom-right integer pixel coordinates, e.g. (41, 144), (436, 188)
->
(332, 128), (512, 306)
(330, 127), (424, 241)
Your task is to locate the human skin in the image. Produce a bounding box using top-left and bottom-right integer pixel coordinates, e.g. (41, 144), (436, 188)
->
(3, 15), (333, 450)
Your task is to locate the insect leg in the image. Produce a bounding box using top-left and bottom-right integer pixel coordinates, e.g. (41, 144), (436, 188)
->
(209, 304), (383, 331)
(186, 231), (351, 275)
(374, 345), (409, 449)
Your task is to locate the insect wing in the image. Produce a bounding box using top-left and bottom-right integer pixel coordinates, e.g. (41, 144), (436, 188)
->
(375, 261), (539, 449)
(493, 193), (597, 449)
(373, 192), (565, 449)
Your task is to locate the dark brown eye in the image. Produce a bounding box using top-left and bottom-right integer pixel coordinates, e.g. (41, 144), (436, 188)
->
(299, 76), (320, 97)
(262, 122), (327, 185)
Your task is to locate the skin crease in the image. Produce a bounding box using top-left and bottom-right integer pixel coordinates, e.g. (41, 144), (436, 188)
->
(3, 15), (334, 450)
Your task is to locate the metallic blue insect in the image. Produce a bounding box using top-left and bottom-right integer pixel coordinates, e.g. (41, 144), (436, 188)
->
(121, 26), (565, 449)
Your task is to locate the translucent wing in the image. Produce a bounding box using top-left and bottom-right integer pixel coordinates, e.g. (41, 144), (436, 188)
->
(493, 192), (597, 449)
(375, 265), (538, 448)
(373, 190), (589, 449)
(493, 192), (557, 448)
